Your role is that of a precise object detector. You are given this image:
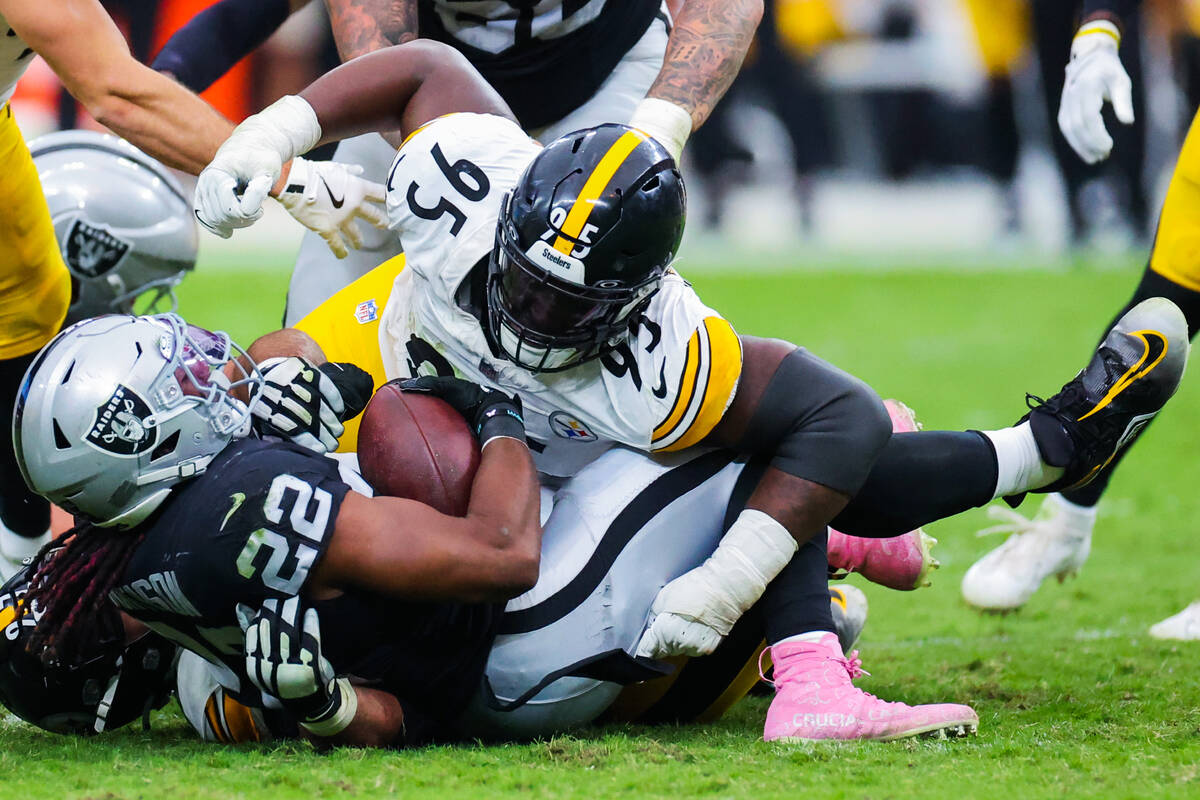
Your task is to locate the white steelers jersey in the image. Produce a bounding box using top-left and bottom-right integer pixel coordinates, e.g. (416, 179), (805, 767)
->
(378, 113), (742, 477)
(425, 0), (609, 55)
(0, 16), (35, 105)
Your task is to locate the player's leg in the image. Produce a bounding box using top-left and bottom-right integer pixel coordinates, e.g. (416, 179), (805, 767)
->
(963, 108), (1200, 614)
(0, 105), (71, 577)
(284, 134), (402, 326)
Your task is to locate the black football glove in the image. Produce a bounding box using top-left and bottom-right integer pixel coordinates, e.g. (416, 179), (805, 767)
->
(253, 357), (349, 453)
(397, 375), (525, 447)
(243, 597), (357, 738)
(318, 361), (374, 421)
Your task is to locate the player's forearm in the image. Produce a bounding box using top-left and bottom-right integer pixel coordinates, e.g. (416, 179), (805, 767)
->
(646, 0), (763, 130)
(299, 41), (513, 145)
(153, 0), (293, 93)
(324, 0), (417, 62)
(464, 438), (542, 591)
(307, 686), (405, 748)
(83, 69), (233, 174)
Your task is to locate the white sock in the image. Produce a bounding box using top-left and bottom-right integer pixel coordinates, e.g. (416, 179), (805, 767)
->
(983, 422), (1066, 499)
(1045, 492), (1099, 532)
(776, 630), (841, 654)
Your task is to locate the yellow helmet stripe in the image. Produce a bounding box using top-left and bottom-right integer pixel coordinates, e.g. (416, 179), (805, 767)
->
(552, 130), (647, 255)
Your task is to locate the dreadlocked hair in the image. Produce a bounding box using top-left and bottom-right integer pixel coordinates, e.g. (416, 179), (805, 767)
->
(20, 520), (145, 667)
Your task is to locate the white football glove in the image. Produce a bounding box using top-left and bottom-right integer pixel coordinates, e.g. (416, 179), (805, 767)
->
(194, 95), (322, 238)
(636, 568), (730, 659)
(636, 510), (798, 659)
(1058, 20), (1134, 165)
(244, 597), (358, 737)
(277, 157), (388, 259)
(252, 356), (344, 453)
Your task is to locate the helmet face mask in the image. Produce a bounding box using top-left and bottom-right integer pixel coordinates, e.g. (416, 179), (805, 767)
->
(485, 125), (686, 373)
(13, 314), (263, 528)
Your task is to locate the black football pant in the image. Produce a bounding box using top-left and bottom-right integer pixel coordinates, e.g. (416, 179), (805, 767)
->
(0, 352), (50, 539)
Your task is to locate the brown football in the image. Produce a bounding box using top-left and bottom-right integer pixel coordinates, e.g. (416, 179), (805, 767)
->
(356, 382), (480, 516)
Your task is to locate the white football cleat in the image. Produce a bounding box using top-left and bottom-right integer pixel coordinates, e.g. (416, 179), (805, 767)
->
(1149, 601), (1200, 641)
(960, 493), (1095, 612)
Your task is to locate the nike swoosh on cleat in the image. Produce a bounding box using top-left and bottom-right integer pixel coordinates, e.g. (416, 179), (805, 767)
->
(1077, 330), (1167, 421)
(321, 178), (345, 209)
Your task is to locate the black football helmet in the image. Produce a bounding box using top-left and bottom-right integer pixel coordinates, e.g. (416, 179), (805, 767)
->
(487, 124), (686, 372)
(0, 567), (178, 735)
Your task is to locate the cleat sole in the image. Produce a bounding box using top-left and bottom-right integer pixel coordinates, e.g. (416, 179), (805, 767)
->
(912, 531), (940, 589)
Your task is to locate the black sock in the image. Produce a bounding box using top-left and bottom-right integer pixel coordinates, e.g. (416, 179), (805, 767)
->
(761, 528), (835, 645)
(0, 352), (50, 537)
(829, 430), (997, 537)
(1062, 267), (1200, 507)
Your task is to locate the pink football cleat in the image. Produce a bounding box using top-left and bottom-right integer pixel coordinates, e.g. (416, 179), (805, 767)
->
(827, 400), (939, 590)
(762, 634), (978, 742)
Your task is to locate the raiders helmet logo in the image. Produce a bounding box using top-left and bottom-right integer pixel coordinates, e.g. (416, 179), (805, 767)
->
(85, 385), (158, 457)
(64, 218), (132, 279)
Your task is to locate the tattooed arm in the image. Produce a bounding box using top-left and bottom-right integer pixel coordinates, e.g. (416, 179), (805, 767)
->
(649, 0), (763, 129)
(324, 0), (418, 61)
(630, 0), (762, 159)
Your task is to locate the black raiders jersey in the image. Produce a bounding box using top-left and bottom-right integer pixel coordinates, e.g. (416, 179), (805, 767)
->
(417, 0), (664, 129)
(111, 437), (498, 737)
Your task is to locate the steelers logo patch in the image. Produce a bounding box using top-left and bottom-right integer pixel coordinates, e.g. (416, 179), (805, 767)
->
(85, 385), (158, 457)
(549, 411), (597, 442)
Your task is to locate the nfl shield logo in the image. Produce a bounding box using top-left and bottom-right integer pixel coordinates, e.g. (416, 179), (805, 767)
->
(354, 299), (378, 324)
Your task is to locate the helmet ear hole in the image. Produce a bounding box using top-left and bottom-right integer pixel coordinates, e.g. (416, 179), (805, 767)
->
(149, 430), (180, 463)
(52, 420), (71, 450)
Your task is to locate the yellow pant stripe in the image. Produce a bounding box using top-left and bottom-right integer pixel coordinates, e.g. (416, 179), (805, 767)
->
(552, 130), (646, 255)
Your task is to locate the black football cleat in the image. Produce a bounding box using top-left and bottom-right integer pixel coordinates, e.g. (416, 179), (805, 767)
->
(1015, 297), (1189, 501)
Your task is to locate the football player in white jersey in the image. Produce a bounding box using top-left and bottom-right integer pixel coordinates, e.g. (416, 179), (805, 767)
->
(288, 0), (758, 323)
(195, 40), (1190, 741)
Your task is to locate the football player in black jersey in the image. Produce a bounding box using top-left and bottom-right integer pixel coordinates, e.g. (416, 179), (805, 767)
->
(13, 313), (540, 746)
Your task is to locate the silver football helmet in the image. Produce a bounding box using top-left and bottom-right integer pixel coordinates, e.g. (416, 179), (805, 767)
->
(30, 130), (198, 324)
(13, 314), (263, 528)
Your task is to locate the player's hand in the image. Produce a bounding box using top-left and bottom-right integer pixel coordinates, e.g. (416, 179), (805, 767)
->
(1058, 22), (1134, 164)
(635, 567), (737, 659)
(193, 96), (322, 238)
(253, 357), (344, 453)
(244, 597), (355, 734)
(397, 376), (524, 445)
(277, 157), (388, 259)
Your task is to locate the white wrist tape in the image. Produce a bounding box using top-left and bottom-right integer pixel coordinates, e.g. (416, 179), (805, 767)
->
(299, 678), (358, 738)
(629, 98), (692, 162)
(1072, 20), (1120, 54)
(690, 509), (798, 634)
(233, 95), (322, 165)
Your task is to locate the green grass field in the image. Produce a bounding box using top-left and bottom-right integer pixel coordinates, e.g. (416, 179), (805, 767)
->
(6, 251), (1200, 799)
